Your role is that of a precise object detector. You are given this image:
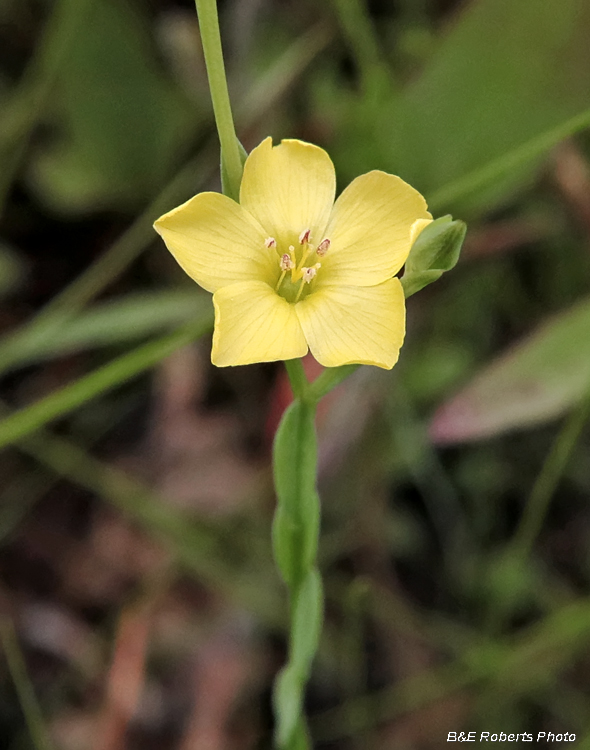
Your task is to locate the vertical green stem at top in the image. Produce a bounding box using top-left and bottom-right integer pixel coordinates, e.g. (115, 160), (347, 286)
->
(193, 0), (244, 201)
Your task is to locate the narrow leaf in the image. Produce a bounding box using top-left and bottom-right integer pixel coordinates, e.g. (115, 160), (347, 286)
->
(4, 291), (210, 367)
(0, 316), (213, 451)
(290, 569), (324, 673)
(272, 401), (319, 587)
(273, 665), (305, 749)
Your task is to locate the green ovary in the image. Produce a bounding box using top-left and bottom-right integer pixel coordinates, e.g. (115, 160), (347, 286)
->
(276, 273), (314, 304)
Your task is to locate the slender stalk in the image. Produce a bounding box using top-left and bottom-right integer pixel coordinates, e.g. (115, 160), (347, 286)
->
(285, 359), (309, 400)
(194, 0), (243, 200)
(272, 400), (322, 749)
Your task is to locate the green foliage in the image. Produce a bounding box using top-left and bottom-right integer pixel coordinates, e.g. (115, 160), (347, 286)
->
(324, 0), (590, 215)
(28, 0), (195, 212)
(0, 243), (24, 299)
(1, 291), (210, 368)
(0, 316), (212, 451)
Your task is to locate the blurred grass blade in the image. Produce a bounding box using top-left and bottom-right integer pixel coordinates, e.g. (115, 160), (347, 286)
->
(3, 291), (210, 368)
(429, 107), (590, 212)
(0, 0), (93, 214)
(330, 0), (590, 215)
(313, 596), (590, 741)
(0, 315), (213, 451)
(16, 428), (282, 625)
(0, 618), (55, 750)
(430, 297), (590, 442)
(0, 243), (25, 300)
(237, 23), (332, 127)
(330, 0), (392, 97)
(28, 0), (195, 213)
(404, 0), (590, 214)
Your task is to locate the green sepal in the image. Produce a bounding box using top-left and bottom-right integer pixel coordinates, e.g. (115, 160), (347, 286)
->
(401, 215), (466, 298)
(401, 269), (443, 298)
(272, 401), (320, 588)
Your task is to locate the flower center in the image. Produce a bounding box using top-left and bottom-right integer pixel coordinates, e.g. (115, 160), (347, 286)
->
(268, 230), (330, 304)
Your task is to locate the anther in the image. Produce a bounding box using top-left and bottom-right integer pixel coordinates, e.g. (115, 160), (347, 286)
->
(280, 254), (294, 271)
(302, 265), (319, 283)
(317, 238), (330, 256)
(265, 237), (276, 249)
(299, 228), (311, 244)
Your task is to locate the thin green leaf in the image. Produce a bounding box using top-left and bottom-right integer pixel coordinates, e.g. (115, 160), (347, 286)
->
(0, 619), (55, 750)
(272, 401), (319, 587)
(0, 316), (213, 451)
(273, 665), (305, 749)
(290, 569), (324, 673)
(7, 291), (210, 367)
(28, 0), (194, 212)
(329, 0), (590, 215)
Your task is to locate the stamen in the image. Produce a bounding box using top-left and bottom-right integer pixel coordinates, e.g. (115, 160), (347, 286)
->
(294, 278), (306, 303)
(265, 237), (276, 249)
(280, 254), (295, 271)
(317, 238), (330, 256)
(294, 263), (320, 302)
(301, 265), (319, 283)
(299, 228), (311, 244)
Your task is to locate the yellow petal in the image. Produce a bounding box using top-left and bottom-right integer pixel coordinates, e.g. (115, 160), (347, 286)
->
(320, 171), (431, 287)
(212, 281), (308, 367)
(154, 192), (273, 293)
(239, 137), (336, 246)
(296, 279), (405, 369)
(410, 217), (433, 245)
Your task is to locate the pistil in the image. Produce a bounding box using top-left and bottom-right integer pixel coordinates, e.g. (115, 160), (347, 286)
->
(294, 264), (320, 303)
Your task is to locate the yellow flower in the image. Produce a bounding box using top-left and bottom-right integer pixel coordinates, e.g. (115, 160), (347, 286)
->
(154, 138), (431, 369)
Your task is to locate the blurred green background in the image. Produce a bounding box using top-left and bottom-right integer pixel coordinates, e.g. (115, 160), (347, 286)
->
(1, 0), (590, 747)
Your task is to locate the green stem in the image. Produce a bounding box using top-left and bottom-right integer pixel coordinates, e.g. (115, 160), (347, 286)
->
(272, 400), (322, 748)
(284, 359), (310, 401)
(194, 0), (243, 200)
